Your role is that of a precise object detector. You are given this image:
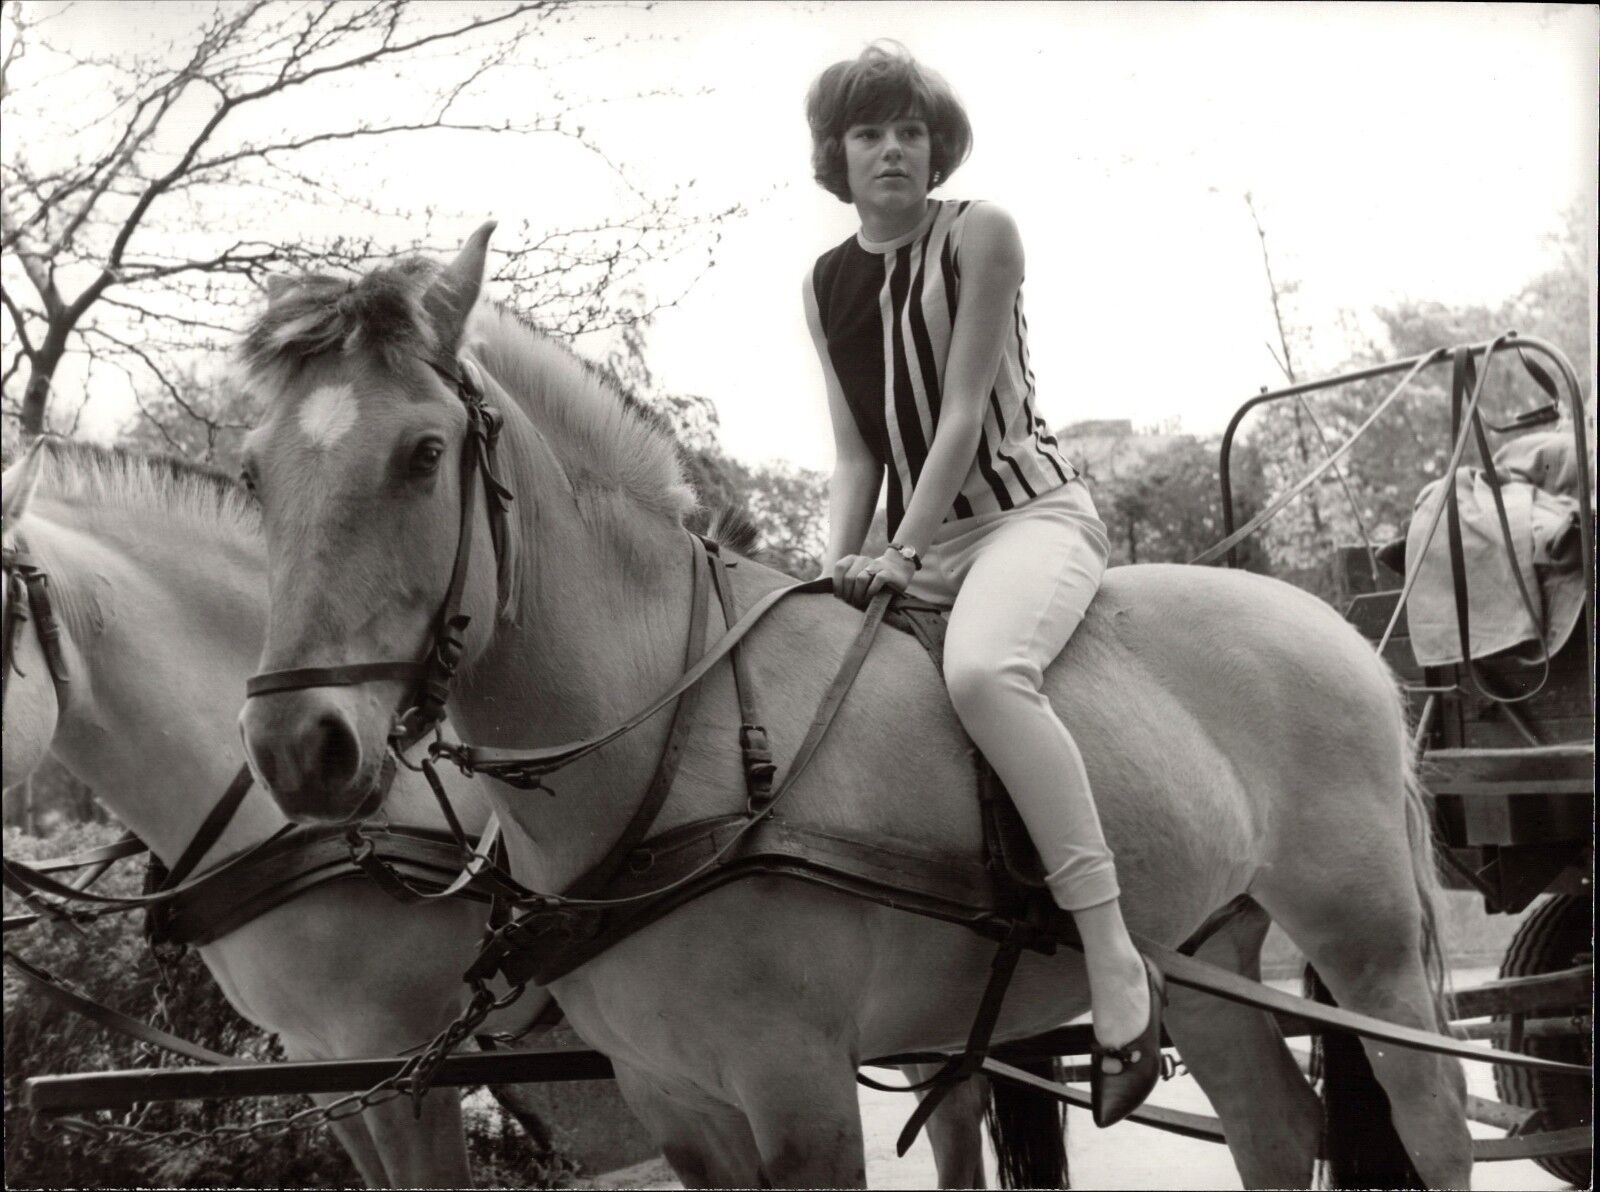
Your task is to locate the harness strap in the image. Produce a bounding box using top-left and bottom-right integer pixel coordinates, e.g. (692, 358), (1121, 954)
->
(1, 823), (297, 912)
(3, 948), (231, 1066)
(476, 588), (895, 988)
(895, 910), (1042, 1156)
(462, 575), (835, 784)
(159, 766), (257, 889)
(1140, 938), (1582, 1074)
(702, 539), (776, 807)
(2, 538), (71, 713)
(245, 356), (513, 752)
(26, 833), (148, 875)
(246, 660), (422, 697)
(18, 564), (69, 685)
(561, 535), (714, 902)
(347, 810), (504, 905)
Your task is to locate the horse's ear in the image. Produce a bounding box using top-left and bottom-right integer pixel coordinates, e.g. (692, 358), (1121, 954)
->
(264, 275), (298, 308)
(423, 221), (497, 358)
(1, 437), (49, 524)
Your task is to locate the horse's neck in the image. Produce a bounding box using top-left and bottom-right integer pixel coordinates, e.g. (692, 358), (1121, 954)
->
(451, 430), (704, 890)
(35, 504), (288, 867)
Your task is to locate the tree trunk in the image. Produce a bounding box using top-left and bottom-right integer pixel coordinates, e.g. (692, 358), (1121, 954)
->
(19, 323), (71, 437)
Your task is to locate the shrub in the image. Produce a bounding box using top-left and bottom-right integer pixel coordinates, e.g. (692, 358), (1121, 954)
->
(4, 823), (564, 1188)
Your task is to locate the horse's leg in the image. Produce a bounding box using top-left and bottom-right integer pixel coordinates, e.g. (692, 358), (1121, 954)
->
(311, 1094), (392, 1188)
(731, 1048), (867, 1189)
(1256, 850), (1470, 1187)
(905, 1063), (988, 1189)
(358, 1091), (473, 1190)
(612, 1062), (763, 1188)
(279, 1038), (394, 1188)
(277, 1027), (471, 1190)
(1162, 902), (1320, 1189)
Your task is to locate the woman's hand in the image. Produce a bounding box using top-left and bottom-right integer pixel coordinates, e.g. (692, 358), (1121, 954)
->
(831, 549), (915, 608)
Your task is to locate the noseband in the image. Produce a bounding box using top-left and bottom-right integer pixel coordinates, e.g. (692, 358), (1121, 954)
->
(245, 358), (514, 748)
(1, 532), (71, 721)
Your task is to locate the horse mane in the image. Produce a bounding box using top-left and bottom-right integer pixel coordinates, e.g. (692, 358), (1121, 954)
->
(239, 256), (696, 527)
(32, 438), (257, 540)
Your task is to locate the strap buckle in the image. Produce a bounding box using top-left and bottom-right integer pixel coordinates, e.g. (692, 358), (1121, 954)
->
(740, 723), (776, 808)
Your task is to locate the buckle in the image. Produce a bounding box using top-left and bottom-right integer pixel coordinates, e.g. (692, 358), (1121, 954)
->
(740, 724), (776, 805)
(345, 826), (376, 866)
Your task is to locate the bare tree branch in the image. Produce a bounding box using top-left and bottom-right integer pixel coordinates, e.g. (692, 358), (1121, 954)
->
(2, 0), (739, 438)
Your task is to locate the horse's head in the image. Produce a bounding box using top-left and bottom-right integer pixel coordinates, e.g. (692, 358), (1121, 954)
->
(2, 443), (66, 789)
(238, 223), (512, 824)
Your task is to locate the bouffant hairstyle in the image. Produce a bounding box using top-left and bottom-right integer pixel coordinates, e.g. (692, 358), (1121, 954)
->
(806, 41), (973, 204)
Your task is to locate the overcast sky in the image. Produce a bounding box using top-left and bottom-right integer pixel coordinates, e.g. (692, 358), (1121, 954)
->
(15, 2), (1599, 471)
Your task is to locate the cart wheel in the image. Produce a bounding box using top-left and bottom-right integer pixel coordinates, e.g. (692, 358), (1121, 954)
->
(1491, 894), (1592, 1187)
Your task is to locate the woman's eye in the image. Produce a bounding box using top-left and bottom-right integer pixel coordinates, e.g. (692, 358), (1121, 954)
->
(410, 441), (445, 476)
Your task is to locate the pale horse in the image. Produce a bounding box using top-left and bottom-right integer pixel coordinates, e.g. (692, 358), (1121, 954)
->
(236, 227), (1470, 1189)
(0, 440), (1030, 1189)
(0, 441), (592, 1187)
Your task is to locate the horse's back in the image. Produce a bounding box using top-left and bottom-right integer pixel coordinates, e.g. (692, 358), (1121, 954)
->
(1046, 564), (1412, 912)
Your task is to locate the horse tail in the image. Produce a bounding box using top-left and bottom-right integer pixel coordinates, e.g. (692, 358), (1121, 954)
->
(984, 1058), (1070, 1189)
(1396, 718), (1454, 1028)
(1308, 676), (1450, 1189)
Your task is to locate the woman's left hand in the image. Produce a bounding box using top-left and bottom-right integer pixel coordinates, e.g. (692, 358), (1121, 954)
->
(864, 548), (916, 600)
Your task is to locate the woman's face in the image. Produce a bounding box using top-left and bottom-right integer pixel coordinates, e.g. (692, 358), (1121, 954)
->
(843, 114), (932, 208)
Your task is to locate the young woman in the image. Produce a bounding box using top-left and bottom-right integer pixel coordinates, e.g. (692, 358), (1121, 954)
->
(803, 41), (1164, 1127)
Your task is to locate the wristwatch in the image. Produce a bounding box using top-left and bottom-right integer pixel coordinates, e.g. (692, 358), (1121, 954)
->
(886, 542), (922, 571)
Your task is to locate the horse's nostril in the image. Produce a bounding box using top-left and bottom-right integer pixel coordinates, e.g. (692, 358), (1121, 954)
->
(310, 711), (361, 794)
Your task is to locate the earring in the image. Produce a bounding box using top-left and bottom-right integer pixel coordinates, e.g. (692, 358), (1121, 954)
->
(931, 170), (943, 188)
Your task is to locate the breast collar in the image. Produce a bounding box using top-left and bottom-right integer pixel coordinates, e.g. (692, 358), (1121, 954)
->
(1, 532), (71, 720)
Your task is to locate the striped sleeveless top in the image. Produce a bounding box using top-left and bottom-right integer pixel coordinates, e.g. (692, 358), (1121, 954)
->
(811, 199), (1076, 539)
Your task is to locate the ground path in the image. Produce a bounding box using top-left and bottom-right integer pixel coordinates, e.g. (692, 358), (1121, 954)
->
(587, 968), (1568, 1190)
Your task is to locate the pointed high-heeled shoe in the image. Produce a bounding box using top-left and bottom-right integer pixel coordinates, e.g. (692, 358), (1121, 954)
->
(1089, 953), (1167, 1128)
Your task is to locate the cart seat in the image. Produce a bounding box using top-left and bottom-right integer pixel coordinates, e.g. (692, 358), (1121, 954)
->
(1426, 744), (1594, 847)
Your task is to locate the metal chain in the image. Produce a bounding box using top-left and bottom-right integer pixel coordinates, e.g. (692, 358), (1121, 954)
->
(30, 974), (529, 1151)
(118, 947), (186, 1131)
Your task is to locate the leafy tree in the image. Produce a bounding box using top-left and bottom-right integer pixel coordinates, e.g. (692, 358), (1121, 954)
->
(1097, 435), (1268, 570)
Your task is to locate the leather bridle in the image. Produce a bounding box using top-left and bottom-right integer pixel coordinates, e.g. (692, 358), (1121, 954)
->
(246, 357), (514, 751)
(1, 532), (70, 724)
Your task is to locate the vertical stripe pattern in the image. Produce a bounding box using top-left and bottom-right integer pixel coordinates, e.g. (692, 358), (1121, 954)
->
(812, 199), (1076, 538)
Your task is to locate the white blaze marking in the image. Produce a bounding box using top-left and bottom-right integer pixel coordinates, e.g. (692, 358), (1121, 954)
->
(297, 382), (358, 448)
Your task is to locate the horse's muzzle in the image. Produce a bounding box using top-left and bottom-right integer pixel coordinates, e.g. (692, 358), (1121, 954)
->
(239, 691), (386, 824)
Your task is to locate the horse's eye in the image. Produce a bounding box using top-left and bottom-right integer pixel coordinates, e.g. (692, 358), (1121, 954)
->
(239, 466), (258, 498)
(410, 440), (445, 477)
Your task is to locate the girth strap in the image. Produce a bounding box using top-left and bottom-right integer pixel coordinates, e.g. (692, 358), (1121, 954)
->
(895, 907), (1048, 1155)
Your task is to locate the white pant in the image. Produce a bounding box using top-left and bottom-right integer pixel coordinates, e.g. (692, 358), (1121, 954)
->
(907, 479), (1118, 911)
